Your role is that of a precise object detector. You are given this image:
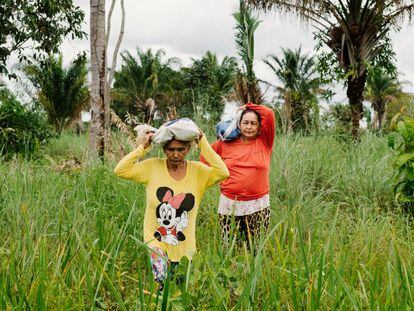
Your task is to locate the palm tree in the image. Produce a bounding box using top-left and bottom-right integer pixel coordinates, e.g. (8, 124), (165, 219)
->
(365, 66), (400, 130)
(246, 0), (414, 138)
(211, 53), (238, 97)
(234, 0), (262, 104)
(112, 47), (181, 124)
(182, 51), (238, 122)
(264, 47), (326, 132)
(24, 54), (89, 133)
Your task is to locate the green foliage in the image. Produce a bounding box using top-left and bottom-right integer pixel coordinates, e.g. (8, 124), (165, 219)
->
(181, 51), (237, 123)
(0, 0), (86, 77)
(233, 0), (262, 104)
(322, 103), (371, 139)
(3, 132), (414, 309)
(112, 49), (237, 124)
(316, 33), (398, 84)
(265, 47), (330, 133)
(23, 53), (89, 133)
(322, 103), (352, 137)
(0, 88), (54, 157)
(388, 113), (414, 214)
(112, 48), (182, 122)
(365, 66), (401, 130)
(233, 0), (260, 84)
(386, 93), (414, 129)
(371, 35), (398, 79)
(249, 0), (413, 138)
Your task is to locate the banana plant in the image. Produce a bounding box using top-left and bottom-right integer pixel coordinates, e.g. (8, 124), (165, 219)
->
(388, 109), (414, 214)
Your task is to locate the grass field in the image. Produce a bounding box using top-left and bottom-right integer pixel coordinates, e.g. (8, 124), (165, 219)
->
(1, 132), (414, 310)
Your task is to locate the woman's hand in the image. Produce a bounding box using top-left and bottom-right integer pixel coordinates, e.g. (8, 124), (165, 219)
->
(238, 104), (247, 111)
(196, 129), (204, 143)
(143, 131), (154, 149)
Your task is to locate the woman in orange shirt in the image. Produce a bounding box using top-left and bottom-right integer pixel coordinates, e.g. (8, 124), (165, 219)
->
(202, 102), (275, 247)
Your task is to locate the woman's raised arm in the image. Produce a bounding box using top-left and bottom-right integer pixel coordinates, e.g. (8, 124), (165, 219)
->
(198, 135), (229, 188)
(113, 145), (153, 184)
(246, 102), (276, 149)
(114, 133), (154, 184)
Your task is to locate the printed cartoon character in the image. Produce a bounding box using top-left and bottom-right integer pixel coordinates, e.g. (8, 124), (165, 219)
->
(154, 187), (195, 246)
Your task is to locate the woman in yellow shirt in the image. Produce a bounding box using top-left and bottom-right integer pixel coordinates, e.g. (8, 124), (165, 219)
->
(114, 131), (229, 288)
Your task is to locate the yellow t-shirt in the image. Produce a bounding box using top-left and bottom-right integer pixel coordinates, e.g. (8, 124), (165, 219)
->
(114, 136), (229, 262)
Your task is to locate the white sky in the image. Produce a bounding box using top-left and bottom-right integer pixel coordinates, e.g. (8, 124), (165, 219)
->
(7, 0), (414, 104)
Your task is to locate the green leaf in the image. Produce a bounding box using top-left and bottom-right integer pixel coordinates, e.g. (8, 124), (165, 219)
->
(388, 132), (398, 149)
(395, 153), (414, 169)
(397, 121), (409, 140)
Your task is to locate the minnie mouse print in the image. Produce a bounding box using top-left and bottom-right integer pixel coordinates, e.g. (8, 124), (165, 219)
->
(154, 187), (195, 245)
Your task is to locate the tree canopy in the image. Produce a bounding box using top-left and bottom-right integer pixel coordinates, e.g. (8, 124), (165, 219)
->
(0, 0), (86, 77)
(265, 47), (328, 132)
(24, 54), (89, 133)
(246, 0), (414, 137)
(365, 66), (401, 129)
(234, 0), (262, 104)
(182, 51), (238, 122)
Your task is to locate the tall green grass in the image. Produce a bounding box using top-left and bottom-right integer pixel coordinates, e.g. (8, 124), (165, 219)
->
(1, 132), (413, 309)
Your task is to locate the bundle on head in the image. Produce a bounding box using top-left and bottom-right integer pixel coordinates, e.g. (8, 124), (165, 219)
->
(151, 118), (199, 147)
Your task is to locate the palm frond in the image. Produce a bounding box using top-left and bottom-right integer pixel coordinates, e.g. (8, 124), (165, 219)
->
(23, 53), (88, 132)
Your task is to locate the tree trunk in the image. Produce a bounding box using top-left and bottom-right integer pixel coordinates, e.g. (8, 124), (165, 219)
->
(106, 0), (125, 131)
(89, 0), (107, 159)
(234, 74), (249, 105)
(371, 110), (379, 130)
(378, 106), (386, 130)
(284, 94), (293, 134)
(248, 80), (262, 104)
(347, 73), (366, 139)
(371, 101), (386, 131)
(302, 101), (309, 134)
(144, 98), (155, 124)
(234, 74), (262, 106)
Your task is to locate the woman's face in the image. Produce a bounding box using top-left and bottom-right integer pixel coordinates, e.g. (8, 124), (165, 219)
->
(239, 112), (260, 140)
(164, 139), (190, 164)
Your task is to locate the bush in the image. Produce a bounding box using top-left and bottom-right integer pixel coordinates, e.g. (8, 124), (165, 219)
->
(388, 113), (414, 215)
(0, 88), (54, 157)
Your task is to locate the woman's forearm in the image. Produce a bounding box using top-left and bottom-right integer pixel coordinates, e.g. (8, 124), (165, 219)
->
(246, 102), (276, 148)
(198, 136), (229, 184)
(114, 145), (148, 180)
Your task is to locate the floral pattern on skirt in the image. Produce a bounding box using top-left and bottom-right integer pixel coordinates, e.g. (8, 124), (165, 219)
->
(218, 193), (270, 216)
(149, 246), (168, 283)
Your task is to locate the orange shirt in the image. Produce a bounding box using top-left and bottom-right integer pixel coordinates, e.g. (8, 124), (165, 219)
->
(202, 103), (275, 201)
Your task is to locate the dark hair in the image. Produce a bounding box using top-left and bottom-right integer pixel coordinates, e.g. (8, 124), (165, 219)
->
(239, 109), (261, 126)
(163, 138), (192, 150)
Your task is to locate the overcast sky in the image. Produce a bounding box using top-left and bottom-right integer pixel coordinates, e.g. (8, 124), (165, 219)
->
(21, 0), (414, 102)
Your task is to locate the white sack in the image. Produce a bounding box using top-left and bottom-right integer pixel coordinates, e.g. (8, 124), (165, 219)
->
(152, 118), (199, 146)
(134, 124), (157, 146)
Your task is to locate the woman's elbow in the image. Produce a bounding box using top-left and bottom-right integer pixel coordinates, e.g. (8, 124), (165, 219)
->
(113, 165), (125, 178)
(225, 168), (230, 178)
(219, 168), (230, 181)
